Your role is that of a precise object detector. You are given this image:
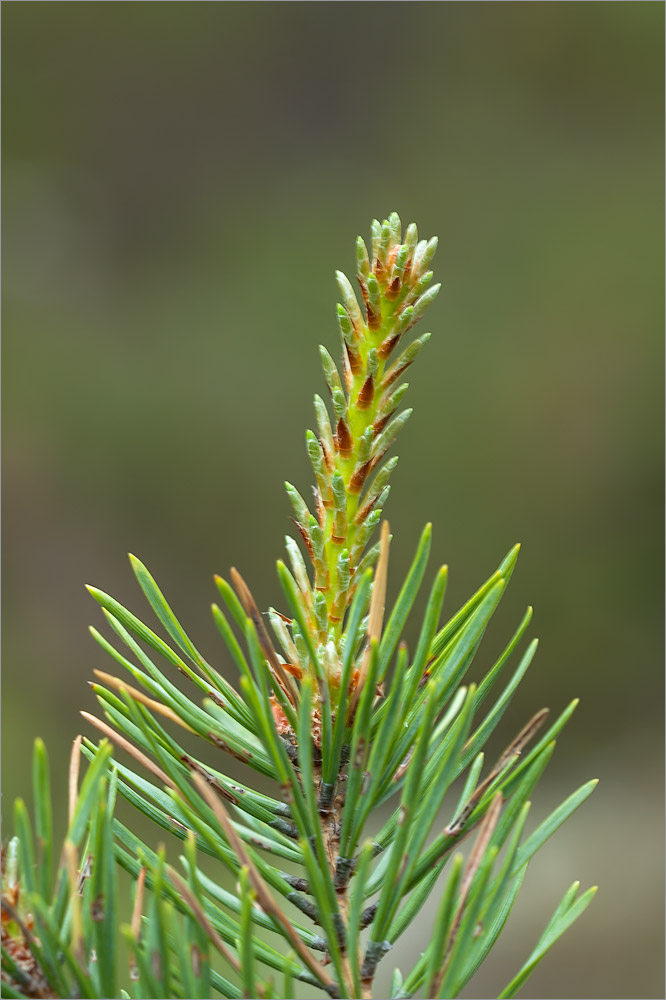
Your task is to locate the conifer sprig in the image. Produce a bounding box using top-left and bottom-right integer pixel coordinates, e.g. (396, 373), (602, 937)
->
(285, 214), (438, 653)
(3, 215), (596, 1000)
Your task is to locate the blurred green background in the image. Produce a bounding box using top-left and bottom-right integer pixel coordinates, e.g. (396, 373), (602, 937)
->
(2, 2), (663, 997)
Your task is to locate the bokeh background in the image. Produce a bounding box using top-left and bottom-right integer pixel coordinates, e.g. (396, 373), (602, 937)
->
(3, 3), (663, 998)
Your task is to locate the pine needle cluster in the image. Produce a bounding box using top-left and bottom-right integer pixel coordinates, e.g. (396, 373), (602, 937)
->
(2, 215), (596, 1000)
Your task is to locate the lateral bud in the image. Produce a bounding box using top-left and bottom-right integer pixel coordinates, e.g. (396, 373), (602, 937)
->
(387, 211), (401, 245)
(374, 382), (409, 435)
(350, 508), (381, 566)
(381, 332), (431, 390)
(416, 235), (438, 278)
(411, 282), (440, 322)
(378, 305), (414, 360)
(337, 302), (355, 344)
(330, 549), (351, 622)
(306, 430), (332, 504)
(371, 409), (413, 469)
(348, 427), (374, 493)
(378, 219), (392, 270)
(335, 270), (364, 336)
(331, 386), (347, 423)
(313, 394), (335, 470)
(331, 473), (347, 543)
(366, 273), (382, 331)
(319, 345), (344, 396)
(355, 540), (382, 578)
(355, 456), (398, 524)
(356, 236), (370, 281)
(285, 481), (312, 526)
(284, 536), (312, 600)
(314, 591), (328, 637)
